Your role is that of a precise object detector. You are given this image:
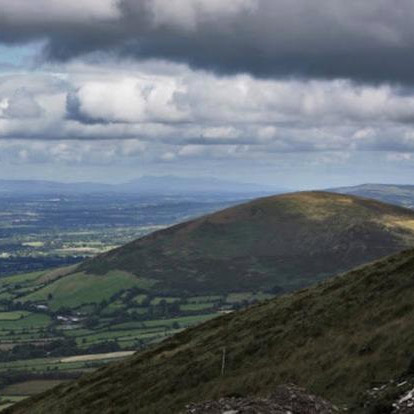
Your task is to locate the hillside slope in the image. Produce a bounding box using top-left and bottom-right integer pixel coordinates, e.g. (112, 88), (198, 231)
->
(79, 191), (414, 293)
(9, 248), (414, 413)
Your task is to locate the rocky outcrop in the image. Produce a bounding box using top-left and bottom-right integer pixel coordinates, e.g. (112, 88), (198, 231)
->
(183, 385), (340, 414)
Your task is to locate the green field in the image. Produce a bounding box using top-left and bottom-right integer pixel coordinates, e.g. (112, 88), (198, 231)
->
(1, 381), (66, 395)
(19, 271), (156, 310)
(150, 297), (180, 305)
(0, 312), (30, 321)
(0, 313), (51, 331)
(0, 265), (275, 410)
(0, 271), (44, 287)
(226, 292), (274, 303)
(14, 247), (414, 414)
(180, 303), (213, 311)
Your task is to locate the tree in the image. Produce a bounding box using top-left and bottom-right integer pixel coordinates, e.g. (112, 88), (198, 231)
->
(84, 317), (99, 329)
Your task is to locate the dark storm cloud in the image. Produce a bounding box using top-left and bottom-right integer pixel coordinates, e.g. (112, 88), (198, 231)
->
(2, 0), (414, 83)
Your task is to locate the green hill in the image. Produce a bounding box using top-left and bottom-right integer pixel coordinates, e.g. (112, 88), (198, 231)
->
(9, 248), (414, 413)
(78, 191), (414, 294)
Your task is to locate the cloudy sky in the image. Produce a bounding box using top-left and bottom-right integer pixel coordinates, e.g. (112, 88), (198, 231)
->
(1, 0), (414, 188)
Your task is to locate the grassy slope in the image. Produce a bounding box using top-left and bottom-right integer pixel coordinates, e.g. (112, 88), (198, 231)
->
(9, 248), (414, 414)
(79, 191), (414, 294)
(18, 271), (156, 310)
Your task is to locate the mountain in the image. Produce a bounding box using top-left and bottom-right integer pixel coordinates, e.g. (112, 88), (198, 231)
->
(9, 247), (414, 413)
(0, 180), (112, 194)
(332, 183), (414, 209)
(79, 191), (414, 294)
(0, 176), (280, 195)
(119, 175), (282, 194)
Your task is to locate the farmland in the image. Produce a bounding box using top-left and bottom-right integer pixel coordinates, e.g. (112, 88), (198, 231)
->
(0, 192), (246, 276)
(0, 267), (274, 408)
(5, 190), (414, 409)
(0, 191), (261, 409)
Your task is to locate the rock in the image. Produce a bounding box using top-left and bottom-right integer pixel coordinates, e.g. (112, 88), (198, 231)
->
(182, 384), (340, 413)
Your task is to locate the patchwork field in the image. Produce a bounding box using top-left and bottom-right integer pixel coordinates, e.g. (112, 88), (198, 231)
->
(0, 268), (273, 408)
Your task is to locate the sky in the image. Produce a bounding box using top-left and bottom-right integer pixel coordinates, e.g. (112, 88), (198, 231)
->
(1, 0), (414, 189)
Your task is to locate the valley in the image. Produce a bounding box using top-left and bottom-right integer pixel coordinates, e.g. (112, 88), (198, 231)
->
(0, 191), (263, 408)
(2, 190), (414, 410)
(0, 266), (274, 408)
(0, 193), (248, 276)
(9, 247), (414, 413)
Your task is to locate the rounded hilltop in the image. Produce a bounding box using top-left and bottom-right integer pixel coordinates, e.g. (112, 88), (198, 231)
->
(79, 191), (414, 294)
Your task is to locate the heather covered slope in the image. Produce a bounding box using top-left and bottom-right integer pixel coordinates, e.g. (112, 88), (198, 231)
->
(10, 248), (414, 414)
(80, 191), (414, 293)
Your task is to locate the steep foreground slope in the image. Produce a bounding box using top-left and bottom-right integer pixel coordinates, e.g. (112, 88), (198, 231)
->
(80, 191), (414, 294)
(9, 248), (414, 413)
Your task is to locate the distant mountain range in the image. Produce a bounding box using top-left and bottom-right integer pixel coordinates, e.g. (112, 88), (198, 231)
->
(332, 183), (414, 209)
(0, 176), (283, 195)
(11, 247), (414, 413)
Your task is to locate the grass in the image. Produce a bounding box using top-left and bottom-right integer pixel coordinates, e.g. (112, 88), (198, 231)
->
(59, 351), (135, 363)
(150, 297), (180, 305)
(1, 381), (68, 396)
(0, 271), (44, 287)
(19, 271), (155, 310)
(11, 248), (414, 414)
(226, 292), (274, 303)
(79, 191), (414, 295)
(0, 293), (14, 301)
(180, 303), (213, 311)
(74, 329), (164, 346)
(0, 314), (50, 330)
(0, 397), (26, 413)
(0, 357), (94, 374)
(0, 312), (30, 321)
(188, 296), (223, 303)
(132, 294), (147, 305)
(142, 314), (218, 328)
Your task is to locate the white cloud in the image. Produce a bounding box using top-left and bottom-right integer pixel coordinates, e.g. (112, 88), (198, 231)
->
(70, 76), (186, 123)
(2, 61), (414, 166)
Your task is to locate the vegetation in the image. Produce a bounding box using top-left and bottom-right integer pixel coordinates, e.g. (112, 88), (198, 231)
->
(19, 271), (156, 310)
(4, 191), (414, 410)
(8, 248), (414, 413)
(0, 192), (241, 277)
(80, 191), (414, 294)
(0, 269), (269, 405)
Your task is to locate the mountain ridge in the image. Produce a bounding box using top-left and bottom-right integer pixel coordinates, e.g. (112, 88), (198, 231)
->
(0, 176), (280, 195)
(332, 183), (414, 209)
